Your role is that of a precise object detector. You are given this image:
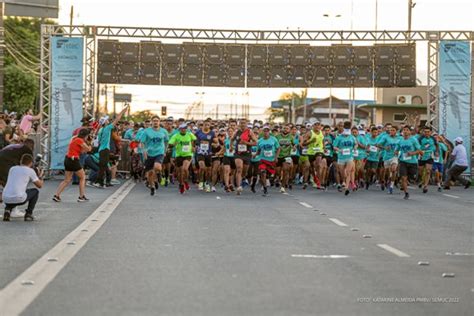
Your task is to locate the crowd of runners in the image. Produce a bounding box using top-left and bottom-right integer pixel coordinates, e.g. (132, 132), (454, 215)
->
(54, 106), (471, 202)
(1, 105), (472, 221)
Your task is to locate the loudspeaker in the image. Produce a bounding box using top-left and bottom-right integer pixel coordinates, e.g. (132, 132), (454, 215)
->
(204, 65), (225, 86)
(205, 44), (224, 65)
(353, 46), (373, 66)
(290, 66), (309, 87)
(119, 63), (139, 84)
(268, 45), (289, 66)
(309, 46), (332, 66)
(162, 44), (183, 64)
(140, 41), (161, 63)
(97, 62), (118, 83)
(395, 65), (416, 87)
(98, 40), (119, 63)
(248, 45), (267, 66)
(375, 45), (394, 66)
(353, 66), (374, 87)
(332, 66), (352, 87)
(395, 44), (416, 66)
(183, 44), (203, 65)
(374, 66), (393, 87)
(225, 44), (245, 65)
(183, 64), (203, 86)
(119, 42), (139, 63)
(140, 63), (160, 85)
(162, 63), (182, 86)
(311, 66), (331, 87)
(225, 65), (245, 87)
(332, 45), (353, 66)
(268, 66), (288, 87)
(290, 45), (309, 66)
(247, 66), (268, 87)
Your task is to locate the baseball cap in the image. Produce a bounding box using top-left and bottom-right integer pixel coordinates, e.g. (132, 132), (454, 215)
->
(178, 123), (188, 129)
(454, 137), (463, 143)
(99, 115), (109, 125)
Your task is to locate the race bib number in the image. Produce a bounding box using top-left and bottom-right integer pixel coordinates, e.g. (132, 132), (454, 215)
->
(403, 153), (410, 160)
(182, 145), (191, 152)
(324, 149), (330, 156)
(285, 157), (293, 164)
(290, 148), (298, 155)
(353, 150), (359, 157)
(342, 148), (351, 155)
(313, 147), (322, 153)
(302, 148), (308, 155)
(238, 144), (247, 152)
(263, 150), (273, 158)
(200, 143), (209, 151)
(434, 157), (440, 163)
(369, 146), (378, 153)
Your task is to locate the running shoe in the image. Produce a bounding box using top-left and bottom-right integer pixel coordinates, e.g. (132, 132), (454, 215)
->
(280, 187), (286, 193)
(184, 182), (190, 191)
(78, 196), (90, 202)
(86, 181), (95, 188)
(262, 186), (268, 196)
(198, 182), (204, 190)
(160, 177), (166, 186)
(150, 187), (155, 196)
(92, 182), (104, 189)
(154, 181), (159, 190)
(302, 183), (308, 190)
(404, 192), (410, 200)
(110, 179), (121, 185)
(422, 186), (428, 194)
(437, 186), (442, 192)
(205, 184), (211, 193)
(10, 208), (25, 218)
(345, 189), (350, 196)
(24, 213), (35, 221)
(250, 184), (256, 193)
(211, 186), (217, 192)
(3, 210), (11, 221)
(236, 186), (243, 195)
(52, 195), (61, 202)
(179, 184), (185, 194)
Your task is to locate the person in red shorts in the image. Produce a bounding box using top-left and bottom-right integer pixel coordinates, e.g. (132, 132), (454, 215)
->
(256, 125), (280, 196)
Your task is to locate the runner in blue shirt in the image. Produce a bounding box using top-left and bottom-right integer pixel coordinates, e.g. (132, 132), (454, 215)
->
(333, 122), (357, 196)
(395, 125), (423, 200)
(140, 115), (169, 196)
(256, 125), (280, 196)
(364, 127), (380, 190)
(432, 134), (449, 191)
(378, 125), (402, 194)
(195, 120), (217, 192)
(352, 127), (367, 190)
(417, 126), (439, 194)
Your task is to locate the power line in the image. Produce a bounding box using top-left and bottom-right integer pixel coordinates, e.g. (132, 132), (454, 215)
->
(4, 45), (40, 76)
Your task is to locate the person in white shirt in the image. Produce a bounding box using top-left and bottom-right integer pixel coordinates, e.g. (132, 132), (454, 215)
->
(444, 137), (471, 190)
(3, 154), (43, 221)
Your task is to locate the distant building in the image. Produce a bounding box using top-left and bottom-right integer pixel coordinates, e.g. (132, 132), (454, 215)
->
(294, 97), (374, 126)
(359, 86), (428, 126)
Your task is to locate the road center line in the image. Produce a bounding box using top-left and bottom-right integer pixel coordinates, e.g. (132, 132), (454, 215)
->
(0, 180), (136, 316)
(328, 218), (348, 227)
(442, 193), (459, 199)
(291, 254), (350, 259)
(377, 244), (410, 257)
(298, 202), (313, 208)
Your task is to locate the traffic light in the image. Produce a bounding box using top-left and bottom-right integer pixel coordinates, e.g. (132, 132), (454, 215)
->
(161, 106), (167, 116)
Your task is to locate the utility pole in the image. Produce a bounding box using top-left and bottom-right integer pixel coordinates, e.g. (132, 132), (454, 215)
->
(408, 0), (416, 34)
(69, 5), (74, 37)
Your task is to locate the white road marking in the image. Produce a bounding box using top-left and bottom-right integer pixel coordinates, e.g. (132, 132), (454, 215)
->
(445, 252), (473, 256)
(299, 202), (313, 208)
(377, 244), (410, 257)
(291, 254), (349, 259)
(443, 194), (459, 199)
(0, 180), (136, 316)
(328, 218), (348, 227)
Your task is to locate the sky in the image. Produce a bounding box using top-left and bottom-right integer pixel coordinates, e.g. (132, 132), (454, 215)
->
(56, 0), (473, 118)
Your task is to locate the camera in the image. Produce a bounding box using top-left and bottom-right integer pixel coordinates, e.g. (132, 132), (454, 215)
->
(33, 154), (43, 176)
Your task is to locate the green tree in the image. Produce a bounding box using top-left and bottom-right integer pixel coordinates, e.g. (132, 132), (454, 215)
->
(3, 17), (55, 112)
(127, 110), (155, 122)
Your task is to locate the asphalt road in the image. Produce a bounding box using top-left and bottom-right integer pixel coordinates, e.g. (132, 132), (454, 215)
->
(0, 180), (472, 316)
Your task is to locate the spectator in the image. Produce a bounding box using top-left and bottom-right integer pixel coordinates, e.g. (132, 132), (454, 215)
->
(0, 139), (35, 202)
(19, 109), (41, 136)
(444, 137), (471, 190)
(2, 154), (43, 222)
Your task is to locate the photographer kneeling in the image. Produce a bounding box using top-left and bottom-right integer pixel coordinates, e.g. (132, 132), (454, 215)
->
(3, 154), (43, 221)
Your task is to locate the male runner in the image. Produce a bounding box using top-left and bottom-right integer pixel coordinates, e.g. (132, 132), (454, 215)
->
(256, 125), (280, 196)
(395, 125), (422, 200)
(168, 123), (196, 194)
